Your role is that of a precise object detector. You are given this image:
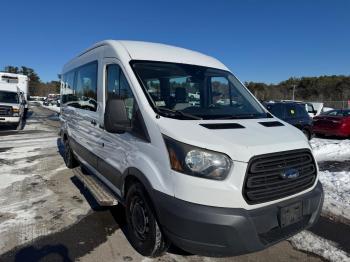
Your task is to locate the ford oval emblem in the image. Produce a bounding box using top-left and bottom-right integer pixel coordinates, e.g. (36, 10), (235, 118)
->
(281, 168), (300, 179)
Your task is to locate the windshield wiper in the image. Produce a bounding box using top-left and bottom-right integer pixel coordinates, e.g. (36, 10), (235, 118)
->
(156, 107), (202, 120)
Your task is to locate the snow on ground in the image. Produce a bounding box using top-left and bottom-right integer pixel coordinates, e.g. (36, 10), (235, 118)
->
(289, 138), (350, 261)
(311, 138), (350, 162)
(0, 107), (90, 254)
(310, 138), (350, 223)
(289, 231), (349, 262)
(319, 170), (350, 223)
(37, 101), (61, 113)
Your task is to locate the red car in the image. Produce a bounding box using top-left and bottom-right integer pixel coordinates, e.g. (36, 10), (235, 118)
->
(313, 109), (350, 138)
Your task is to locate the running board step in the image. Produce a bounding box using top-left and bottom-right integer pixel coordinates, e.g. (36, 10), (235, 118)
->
(73, 168), (118, 206)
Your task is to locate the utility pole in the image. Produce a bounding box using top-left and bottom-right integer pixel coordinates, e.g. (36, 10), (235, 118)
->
(292, 84), (296, 100)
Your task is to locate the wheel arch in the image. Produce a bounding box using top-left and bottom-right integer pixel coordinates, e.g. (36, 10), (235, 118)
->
(122, 167), (155, 200)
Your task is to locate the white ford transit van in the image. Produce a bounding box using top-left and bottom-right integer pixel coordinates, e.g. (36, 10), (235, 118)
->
(60, 40), (323, 257)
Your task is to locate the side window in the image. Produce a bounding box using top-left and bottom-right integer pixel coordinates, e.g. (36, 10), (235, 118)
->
(306, 104), (314, 113)
(106, 64), (135, 120)
(106, 64), (120, 97)
(76, 62), (98, 111)
(61, 70), (76, 105)
(211, 76), (229, 106)
(296, 105), (309, 118)
(326, 110), (337, 116)
(267, 104), (284, 119)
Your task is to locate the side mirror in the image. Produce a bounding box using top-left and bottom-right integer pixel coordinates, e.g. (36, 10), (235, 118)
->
(104, 98), (132, 133)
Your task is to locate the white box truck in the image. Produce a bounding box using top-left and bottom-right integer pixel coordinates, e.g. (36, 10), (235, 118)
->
(0, 73), (29, 115)
(0, 82), (24, 128)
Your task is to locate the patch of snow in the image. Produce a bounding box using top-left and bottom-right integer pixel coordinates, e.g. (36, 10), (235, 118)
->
(37, 101), (60, 113)
(311, 138), (350, 162)
(0, 173), (31, 190)
(0, 145), (41, 160)
(289, 231), (349, 262)
(319, 170), (350, 222)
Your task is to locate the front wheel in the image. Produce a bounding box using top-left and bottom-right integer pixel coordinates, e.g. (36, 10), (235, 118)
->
(125, 183), (169, 257)
(63, 138), (78, 168)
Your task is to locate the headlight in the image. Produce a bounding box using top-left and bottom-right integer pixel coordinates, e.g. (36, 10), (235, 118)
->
(163, 135), (232, 180)
(12, 108), (19, 116)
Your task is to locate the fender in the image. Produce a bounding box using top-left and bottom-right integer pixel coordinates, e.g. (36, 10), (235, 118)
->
(122, 167), (155, 199)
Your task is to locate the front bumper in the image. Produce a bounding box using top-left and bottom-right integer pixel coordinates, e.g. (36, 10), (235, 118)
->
(153, 182), (323, 257)
(0, 116), (20, 124)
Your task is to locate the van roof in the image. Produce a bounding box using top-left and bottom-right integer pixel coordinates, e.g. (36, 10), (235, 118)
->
(70, 40), (229, 71)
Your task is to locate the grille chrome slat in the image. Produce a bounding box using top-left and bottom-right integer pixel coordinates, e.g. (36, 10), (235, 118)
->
(0, 106), (12, 116)
(243, 150), (317, 204)
(251, 154), (312, 173)
(247, 168), (316, 188)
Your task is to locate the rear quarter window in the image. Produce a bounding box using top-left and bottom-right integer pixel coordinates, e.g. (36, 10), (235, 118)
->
(61, 61), (98, 111)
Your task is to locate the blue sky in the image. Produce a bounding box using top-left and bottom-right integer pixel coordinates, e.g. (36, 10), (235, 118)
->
(0, 0), (349, 83)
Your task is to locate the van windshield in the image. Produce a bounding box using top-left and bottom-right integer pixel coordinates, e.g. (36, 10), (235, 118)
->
(0, 91), (19, 104)
(131, 61), (267, 120)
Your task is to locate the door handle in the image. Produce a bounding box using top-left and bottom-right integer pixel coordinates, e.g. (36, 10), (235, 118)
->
(91, 120), (97, 126)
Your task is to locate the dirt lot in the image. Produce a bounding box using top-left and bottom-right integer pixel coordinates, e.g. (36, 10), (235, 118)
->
(0, 104), (348, 262)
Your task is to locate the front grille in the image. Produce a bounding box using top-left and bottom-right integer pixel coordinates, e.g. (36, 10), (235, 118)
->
(243, 150), (317, 204)
(0, 106), (12, 116)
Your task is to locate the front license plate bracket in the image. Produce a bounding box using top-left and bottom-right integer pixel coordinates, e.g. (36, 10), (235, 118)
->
(279, 202), (303, 228)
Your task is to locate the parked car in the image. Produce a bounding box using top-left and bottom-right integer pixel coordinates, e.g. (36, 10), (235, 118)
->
(313, 109), (350, 138)
(43, 98), (51, 106)
(60, 40), (323, 257)
(309, 102), (334, 116)
(264, 101), (313, 140)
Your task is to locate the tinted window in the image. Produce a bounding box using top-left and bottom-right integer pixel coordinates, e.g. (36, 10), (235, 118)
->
(106, 64), (135, 120)
(211, 76), (229, 106)
(106, 64), (120, 98)
(326, 110), (350, 116)
(343, 110), (350, 116)
(266, 104), (284, 119)
(61, 71), (75, 104)
(75, 62), (98, 111)
(324, 110), (338, 116)
(296, 104), (309, 118)
(61, 61), (98, 111)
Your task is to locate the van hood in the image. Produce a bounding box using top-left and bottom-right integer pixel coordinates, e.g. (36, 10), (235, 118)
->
(157, 117), (310, 163)
(0, 102), (19, 108)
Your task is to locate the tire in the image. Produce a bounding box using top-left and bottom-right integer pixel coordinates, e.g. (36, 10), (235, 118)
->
(125, 182), (169, 257)
(63, 138), (78, 168)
